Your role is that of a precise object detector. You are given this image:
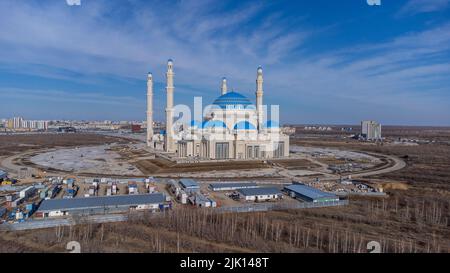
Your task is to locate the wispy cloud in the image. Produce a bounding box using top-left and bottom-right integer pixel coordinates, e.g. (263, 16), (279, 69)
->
(0, 87), (143, 106)
(0, 0), (449, 125)
(397, 0), (450, 16)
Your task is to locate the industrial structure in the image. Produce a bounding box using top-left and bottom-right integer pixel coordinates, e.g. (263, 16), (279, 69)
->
(179, 178), (200, 192)
(361, 120), (382, 140)
(36, 193), (167, 218)
(146, 59), (290, 159)
(284, 184), (339, 203)
(237, 187), (282, 202)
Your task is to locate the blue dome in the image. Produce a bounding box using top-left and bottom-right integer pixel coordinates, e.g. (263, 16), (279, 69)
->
(190, 120), (202, 128)
(202, 120), (227, 129)
(213, 92), (253, 109)
(264, 120), (279, 128)
(233, 121), (256, 130)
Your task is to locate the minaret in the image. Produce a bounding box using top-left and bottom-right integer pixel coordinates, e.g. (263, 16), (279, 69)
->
(165, 59), (175, 152)
(221, 77), (227, 95)
(256, 66), (264, 132)
(146, 72), (153, 147)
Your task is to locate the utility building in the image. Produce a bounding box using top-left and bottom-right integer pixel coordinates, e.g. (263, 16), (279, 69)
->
(179, 179), (200, 192)
(238, 187), (281, 202)
(36, 193), (166, 218)
(284, 184), (339, 203)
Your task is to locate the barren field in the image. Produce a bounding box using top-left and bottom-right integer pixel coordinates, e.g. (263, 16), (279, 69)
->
(0, 133), (130, 157)
(28, 145), (142, 176)
(134, 158), (269, 174)
(271, 159), (319, 170)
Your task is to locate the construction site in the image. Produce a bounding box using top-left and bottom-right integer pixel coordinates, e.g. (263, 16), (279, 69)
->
(0, 130), (401, 229)
(0, 127), (449, 253)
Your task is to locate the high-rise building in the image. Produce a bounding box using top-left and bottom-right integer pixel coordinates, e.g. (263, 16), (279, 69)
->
(361, 121), (382, 140)
(6, 117), (48, 131)
(13, 117), (24, 129)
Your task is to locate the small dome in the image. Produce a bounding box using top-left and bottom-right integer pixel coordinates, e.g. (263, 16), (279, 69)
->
(233, 121), (256, 130)
(202, 120), (227, 129)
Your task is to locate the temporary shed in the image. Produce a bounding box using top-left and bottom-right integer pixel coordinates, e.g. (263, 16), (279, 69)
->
(37, 193), (166, 217)
(179, 179), (200, 191)
(284, 184), (339, 203)
(237, 187), (281, 202)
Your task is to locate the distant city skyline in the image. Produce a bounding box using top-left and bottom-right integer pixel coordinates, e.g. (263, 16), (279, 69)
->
(0, 0), (449, 126)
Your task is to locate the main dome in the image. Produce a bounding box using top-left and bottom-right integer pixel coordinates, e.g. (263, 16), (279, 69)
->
(212, 92), (253, 109)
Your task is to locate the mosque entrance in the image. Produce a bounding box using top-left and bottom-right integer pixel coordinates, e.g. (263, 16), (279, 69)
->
(215, 142), (229, 159)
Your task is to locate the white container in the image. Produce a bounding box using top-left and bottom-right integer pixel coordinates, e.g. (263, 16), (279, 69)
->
(180, 193), (188, 204)
(19, 186), (35, 198)
(16, 212), (24, 220)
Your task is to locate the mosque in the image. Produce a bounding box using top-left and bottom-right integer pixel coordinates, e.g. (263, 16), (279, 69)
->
(146, 59), (289, 160)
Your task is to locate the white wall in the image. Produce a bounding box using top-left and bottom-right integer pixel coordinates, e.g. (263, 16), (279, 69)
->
(241, 194), (278, 201)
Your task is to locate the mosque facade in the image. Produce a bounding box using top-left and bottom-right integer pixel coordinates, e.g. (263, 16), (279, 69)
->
(147, 60), (289, 160)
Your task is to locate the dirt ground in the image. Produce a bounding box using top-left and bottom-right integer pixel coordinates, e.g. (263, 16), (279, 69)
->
(0, 133), (131, 157)
(270, 159), (319, 170)
(134, 157), (270, 174)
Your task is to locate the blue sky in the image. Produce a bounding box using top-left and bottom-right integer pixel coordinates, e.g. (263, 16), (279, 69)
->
(0, 0), (449, 125)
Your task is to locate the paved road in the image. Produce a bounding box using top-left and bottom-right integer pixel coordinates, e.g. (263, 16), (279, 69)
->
(0, 149), (50, 177)
(351, 153), (406, 178)
(271, 151), (406, 182)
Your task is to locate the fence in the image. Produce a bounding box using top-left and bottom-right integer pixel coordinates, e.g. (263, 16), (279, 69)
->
(0, 214), (128, 231)
(215, 200), (349, 213)
(1, 201), (349, 231)
(335, 192), (387, 197)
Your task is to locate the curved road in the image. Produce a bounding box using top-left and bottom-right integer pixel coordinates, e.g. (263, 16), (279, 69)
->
(1, 146), (406, 182)
(350, 153), (406, 178)
(274, 152), (406, 182)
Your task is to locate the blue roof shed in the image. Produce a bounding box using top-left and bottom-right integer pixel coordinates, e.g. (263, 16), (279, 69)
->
(284, 184), (339, 203)
(179, 179), (200, 189)
(38, 193), (166, 213)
